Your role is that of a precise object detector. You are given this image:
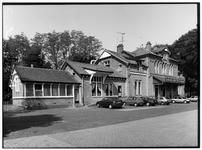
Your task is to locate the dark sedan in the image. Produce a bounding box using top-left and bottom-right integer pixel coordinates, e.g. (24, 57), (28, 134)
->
(141, 96), (157, 106)
(124, 96), (144, 107)
(96, 97), (125, 109)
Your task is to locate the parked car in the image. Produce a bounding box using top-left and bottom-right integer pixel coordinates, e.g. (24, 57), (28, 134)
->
(96, 97), (125, 109)
(187, 96), (198, 102)
(171, 96), (190, 104)
(141, 96), (157, 106)
(124, 96), (144, 107)
(156, 97), (170, 105)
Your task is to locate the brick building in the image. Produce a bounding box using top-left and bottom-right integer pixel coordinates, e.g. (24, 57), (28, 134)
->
(10, 42), (185, 108)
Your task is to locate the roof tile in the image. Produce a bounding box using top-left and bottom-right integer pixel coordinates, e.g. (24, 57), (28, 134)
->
(15, 66), (80, 84)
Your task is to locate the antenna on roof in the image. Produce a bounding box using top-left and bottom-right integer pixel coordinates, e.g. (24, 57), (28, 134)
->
(117, 32), (125, 44)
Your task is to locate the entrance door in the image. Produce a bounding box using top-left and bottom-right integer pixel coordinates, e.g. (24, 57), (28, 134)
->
(74, 86), (80, 103)
(155, 85), (158, 98)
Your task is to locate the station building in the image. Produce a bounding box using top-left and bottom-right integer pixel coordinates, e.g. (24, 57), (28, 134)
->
(10, 42), (185, 108)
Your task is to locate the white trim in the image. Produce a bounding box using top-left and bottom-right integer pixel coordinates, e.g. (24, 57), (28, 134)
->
(13, 96), (74, 99)
(130, 72), (147, 76)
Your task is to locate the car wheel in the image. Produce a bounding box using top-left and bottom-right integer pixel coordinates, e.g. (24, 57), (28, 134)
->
(97, 103), (100, 108)
(172, 100), (175, 103)
(161, 102), (164, 105)
(183, 101), (187, 104)
(134, 103), (138, 107)
(109, 105), (112, 109)
(146, 102), (150, 106)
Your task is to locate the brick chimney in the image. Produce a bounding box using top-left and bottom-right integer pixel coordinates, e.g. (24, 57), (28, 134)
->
(117, 44), (124, 53)
(146, 41), (152, 51)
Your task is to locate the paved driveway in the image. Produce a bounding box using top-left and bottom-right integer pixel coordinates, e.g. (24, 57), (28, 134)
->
(4, 109), (198, 147)
(4, 102), (198, 142)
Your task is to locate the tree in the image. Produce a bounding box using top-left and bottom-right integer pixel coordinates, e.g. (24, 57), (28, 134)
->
(70, 30), (103, 63)
(169, 28), (198, 95)
(42, 30), (72, 69)
(3, 33), (31, 100)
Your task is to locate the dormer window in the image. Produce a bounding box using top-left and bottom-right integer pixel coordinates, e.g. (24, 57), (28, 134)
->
(104, 60), (110, 67)
(163, 53), (168, 60)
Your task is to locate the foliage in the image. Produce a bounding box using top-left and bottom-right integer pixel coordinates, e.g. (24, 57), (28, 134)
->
(70, 30), (102, 63)
(169, 28), (198, 94)
(3, 30), (103, 100)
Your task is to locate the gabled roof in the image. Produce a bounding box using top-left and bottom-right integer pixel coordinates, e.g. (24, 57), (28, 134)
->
(64, 61), (126, 79)
(104, 50), (137, 65)
(131, 48), (161, 57)
(15, 66), (80, 84)
(151, 46), (171, 55)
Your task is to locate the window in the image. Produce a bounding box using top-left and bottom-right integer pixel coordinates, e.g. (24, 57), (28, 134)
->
(134, 80), (141, 95)
(103, 60), (110, 67)
(52, 84), (58, 96)
(163, 53), (168, 60)
(15, 77), (20, 92)
(118, 64), (122, 71)
(92, 77), (102, 97)
(35, 84), (42, 96)
(137, 63), (140, 71)
(138, 81), (141, 95)
(26, 84), (34, 96)
(109, 84), (113, 96)
(60, 84), (66, 96)
(106, 83), (113, 96)
(162, 63), (164, 74)
(164, 64), (167, 75)
(26, 83), (73, 97)
(118, 86), (122, 97)
(44, 84), (51, 96)
(67, 85), (73, 96)
(134, 81), (137, 95)
(105, 84), (109, 96)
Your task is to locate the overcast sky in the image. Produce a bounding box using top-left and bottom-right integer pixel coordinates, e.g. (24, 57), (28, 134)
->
(3, 4), (197, 52)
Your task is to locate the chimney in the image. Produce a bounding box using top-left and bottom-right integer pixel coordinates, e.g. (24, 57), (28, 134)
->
(146, 41), (152, 51)
(31, 64), (34, 68)
(117, 44), (124, 53)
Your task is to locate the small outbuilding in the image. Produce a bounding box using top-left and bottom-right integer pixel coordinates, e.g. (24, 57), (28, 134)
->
(9, 66), (80, 109)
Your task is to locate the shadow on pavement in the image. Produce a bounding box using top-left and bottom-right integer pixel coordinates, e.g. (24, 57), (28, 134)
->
(3, 114), (62, 137)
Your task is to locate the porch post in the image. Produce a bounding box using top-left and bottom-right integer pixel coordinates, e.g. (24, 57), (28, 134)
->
(72, 84), (75, 107)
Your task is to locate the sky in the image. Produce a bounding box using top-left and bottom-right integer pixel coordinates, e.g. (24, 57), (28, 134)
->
(3, 4), (198, 52)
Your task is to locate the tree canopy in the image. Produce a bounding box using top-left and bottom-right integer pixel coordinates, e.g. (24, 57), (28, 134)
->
(3, 30), (103, 100)
(169, 28), (198, 94)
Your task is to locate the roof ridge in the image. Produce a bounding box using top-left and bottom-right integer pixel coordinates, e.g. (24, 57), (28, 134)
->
(16, 66), (67, 72)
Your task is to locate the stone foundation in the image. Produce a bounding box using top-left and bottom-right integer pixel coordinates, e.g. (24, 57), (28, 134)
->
(12, 97), (74, 110)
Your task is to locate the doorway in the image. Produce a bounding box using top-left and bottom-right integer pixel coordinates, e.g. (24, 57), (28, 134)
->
(74, 86), (80, 103)
(155, 85), (159, 98)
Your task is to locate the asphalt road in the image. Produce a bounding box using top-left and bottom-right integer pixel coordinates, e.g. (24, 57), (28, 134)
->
(3, 102), (198, 140)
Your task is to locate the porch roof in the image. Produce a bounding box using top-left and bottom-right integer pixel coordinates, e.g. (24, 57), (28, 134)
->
(65, 61), (126, 79)
(153, 75), (185, 85)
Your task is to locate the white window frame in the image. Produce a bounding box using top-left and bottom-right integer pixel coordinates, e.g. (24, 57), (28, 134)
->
(34, 83), (43, 97)
(92, 77), (102, 97)
(24, 83), (74, 98)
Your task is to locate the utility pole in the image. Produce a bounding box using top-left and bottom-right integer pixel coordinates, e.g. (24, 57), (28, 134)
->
(117, 32), (125, 44)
